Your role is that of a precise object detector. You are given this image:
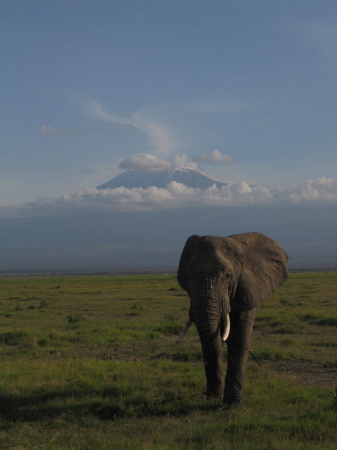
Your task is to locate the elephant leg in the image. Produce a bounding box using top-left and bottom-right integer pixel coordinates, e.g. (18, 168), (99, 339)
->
(224, 308), (257, 406)
(197, 329), (224, 401)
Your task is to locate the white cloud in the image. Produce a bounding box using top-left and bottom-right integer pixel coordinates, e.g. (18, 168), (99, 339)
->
(133, 112), (176, 155)
(89, 100), (176, 155)
(274, 177), (337, 203)
(40, 102), (175, 150)
(1, 177), (336, 218)
(119, 154), (174, 171)
(90, 101), (138, 130)
(173, 153), (199, 170)
(194, 149), (234, 164)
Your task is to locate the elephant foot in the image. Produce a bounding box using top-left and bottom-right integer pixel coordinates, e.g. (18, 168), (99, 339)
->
(223, 391), (244, 408)
(206, 392), (223, 403)
(224, 401), (244, 410)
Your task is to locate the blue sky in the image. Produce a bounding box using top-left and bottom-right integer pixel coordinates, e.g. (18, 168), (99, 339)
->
(0, 1), (336, 271)
(1, 0), (336, 206)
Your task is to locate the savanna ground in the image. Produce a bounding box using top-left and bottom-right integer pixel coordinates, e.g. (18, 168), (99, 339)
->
(0, 272), (336, 449)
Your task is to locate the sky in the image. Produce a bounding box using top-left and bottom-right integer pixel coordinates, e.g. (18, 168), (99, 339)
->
(1, 0), (336, 271)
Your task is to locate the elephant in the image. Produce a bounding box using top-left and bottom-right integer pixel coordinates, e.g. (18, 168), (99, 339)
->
(176, 232), (288, 406)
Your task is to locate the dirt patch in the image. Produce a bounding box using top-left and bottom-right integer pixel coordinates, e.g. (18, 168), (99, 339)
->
(266, 360), (337, 388)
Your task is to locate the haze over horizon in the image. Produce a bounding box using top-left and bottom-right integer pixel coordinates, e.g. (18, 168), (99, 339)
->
(1, 1), (336, 272)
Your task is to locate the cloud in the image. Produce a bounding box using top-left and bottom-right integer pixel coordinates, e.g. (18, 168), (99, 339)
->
(173, 153), (199, 170)
(296, 19), (336, 57)
(194, 149), (234, 164)
(274, 177), (337, 203)
(89, 100), (176, 155)
(40, 125), (60, 135)
(45, 99), (177, 153)
(1, 177), (336, 218)
(133, 112), (176, 155)
(90, 101), (138, 130)
(280, 18), (337, 71)
(40, 124), (89, 136)
(119, 154), (174, 171)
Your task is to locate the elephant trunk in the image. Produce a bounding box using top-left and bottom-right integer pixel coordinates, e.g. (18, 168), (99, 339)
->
(189, 276), (230, 329)
(189, 277), (230, 400)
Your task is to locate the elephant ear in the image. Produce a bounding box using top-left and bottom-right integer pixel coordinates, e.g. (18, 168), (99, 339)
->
(177, 235), (199, 291)
(229, 232), (288, 312)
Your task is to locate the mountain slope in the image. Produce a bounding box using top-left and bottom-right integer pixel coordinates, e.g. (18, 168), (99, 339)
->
(97, 167), (227, 190)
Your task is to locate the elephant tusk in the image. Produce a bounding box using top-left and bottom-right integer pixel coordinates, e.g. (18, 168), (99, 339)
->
(176, 318), (193, 343)
(222, 313), (230, 342)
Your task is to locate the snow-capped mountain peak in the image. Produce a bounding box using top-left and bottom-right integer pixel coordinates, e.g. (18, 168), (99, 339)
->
(97, 167), (227, 190)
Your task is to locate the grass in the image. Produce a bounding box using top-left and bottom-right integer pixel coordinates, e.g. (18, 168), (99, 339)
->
(0, 272), (336, 449)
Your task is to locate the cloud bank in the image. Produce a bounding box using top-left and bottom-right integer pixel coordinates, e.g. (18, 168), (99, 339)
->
(2, 177), (336, 218)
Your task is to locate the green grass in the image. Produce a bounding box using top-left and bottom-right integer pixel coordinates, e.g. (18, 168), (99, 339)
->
(0, 272), (336, 449)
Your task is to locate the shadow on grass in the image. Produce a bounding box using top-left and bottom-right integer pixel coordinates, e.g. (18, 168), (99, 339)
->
(0, 389), (223, 423)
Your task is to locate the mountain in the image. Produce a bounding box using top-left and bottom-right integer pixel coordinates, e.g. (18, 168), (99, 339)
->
(97, 167), (227, 190)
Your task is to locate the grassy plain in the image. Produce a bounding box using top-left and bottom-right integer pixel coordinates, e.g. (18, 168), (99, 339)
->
(0, 272), (336, 449)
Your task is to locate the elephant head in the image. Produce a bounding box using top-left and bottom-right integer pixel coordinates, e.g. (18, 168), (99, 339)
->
(177, 232), (288, 406)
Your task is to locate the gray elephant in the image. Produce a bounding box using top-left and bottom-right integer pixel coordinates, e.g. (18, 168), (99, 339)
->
(177, 232), (288, 406)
